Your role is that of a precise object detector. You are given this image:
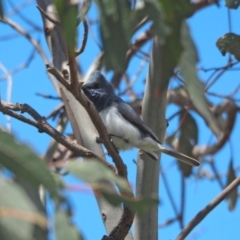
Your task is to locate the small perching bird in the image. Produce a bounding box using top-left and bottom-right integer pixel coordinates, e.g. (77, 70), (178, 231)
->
(82, 71), (200, 167)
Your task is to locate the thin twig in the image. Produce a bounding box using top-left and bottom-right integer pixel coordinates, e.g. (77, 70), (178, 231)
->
(1, 17), (49, 63)
(0, 44), (37, 81)
(205, 61), (238, 91)
(179, 175), (185, 229)
(8, 0), (42, 31)
(160, 169), (179, 219)
(46, 103), (65, 120)
(7, 0), (33, 16)
(36, 5), (59, 25)
(158, 217), (178, 228)
(177, 177), (240, 240)
(208, 159), (224, 189)
(36, 92), (61, 100)
(75, 19), (88, 56)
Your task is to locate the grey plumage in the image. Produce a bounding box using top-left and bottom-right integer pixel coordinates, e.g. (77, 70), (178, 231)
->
(82, 71), (200, 167)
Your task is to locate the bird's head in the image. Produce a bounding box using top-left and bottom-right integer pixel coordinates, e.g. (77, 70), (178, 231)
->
(82, 71), (115, 95)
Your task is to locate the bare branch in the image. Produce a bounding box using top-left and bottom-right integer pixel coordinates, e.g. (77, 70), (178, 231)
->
(0, 101), (112, 168)
(177, 177), (240, 240)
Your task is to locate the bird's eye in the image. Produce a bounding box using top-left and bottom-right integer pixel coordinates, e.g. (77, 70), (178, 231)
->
(93, 83), (100, 89)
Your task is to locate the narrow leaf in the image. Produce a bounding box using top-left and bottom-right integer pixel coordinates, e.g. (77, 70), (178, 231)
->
(0, 177), (47, 240)
(226, 160), (238, 211)
(66, 161), (158, 214)
(66, 161), (131, 193)
(55, 209), (83, 240)
(102, 189), (158, 215)
(178, 112), (198, 177)
(56, 0), (78, 53)
(179, 22), (221, 138)
(133, 1), (168, 37)
(0, 130), (58, 198)
(96, 0), (132, 71)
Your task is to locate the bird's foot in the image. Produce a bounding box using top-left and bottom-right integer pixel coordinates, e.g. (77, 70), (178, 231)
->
(96, 136), (104, 144)
(96, 135), (120, 155)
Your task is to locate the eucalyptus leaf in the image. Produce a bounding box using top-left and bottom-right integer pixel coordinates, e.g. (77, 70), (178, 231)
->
(66, 161), (158, 214)
(55, 209), (83, 240)
(133, 0), (168, 37)
(153, 0), (192, 86)
(0, 130), (58, 198)
(96, 0), (132, 71)
(0, 177), (47, 240)
(178, 112), (198, 177)
(226, 160), (238, 211)
(216, 33), (240, 61)
(56, 0), (78, 53)
(66, 160), (131, 193)
(179, 22), (221, 138)
(102, 189), (158, 215)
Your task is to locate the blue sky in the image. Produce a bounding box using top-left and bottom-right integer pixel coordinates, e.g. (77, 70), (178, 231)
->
(0, 1), (240, 240)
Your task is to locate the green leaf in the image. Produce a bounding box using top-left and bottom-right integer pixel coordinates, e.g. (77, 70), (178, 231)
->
(179, 22), (221, 138)
(56, 0), (78, 53)
(178, 112), (198, 177)
(66, 161), (131, 193)
(216, 33), (240, 61)
(134, 1), (168, 37)
(226, 160), (238, 211)
(160, 0), (192, 18)
(66, 161), (158, 214)
(225, 0), (240, 9)
(0, 177), (47, 240)
(96, 0), (132, 71)
(152, 0), (192, 86)
(102, 189), (158, 215)
(0, 130), (58, 198)
(55, 209), (83, 240)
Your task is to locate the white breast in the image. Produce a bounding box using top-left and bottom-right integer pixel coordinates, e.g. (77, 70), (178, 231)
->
(99, 106), (160, 152)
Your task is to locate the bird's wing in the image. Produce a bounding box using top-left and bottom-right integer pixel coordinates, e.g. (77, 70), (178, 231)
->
(115, 99), (160, 143)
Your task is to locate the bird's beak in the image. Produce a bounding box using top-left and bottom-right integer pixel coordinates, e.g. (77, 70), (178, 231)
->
(81, 83), (87, 90)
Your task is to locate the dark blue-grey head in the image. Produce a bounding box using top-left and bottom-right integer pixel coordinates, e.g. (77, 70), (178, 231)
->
(82, 71), (115, 94)
(82, 71), (117, 112)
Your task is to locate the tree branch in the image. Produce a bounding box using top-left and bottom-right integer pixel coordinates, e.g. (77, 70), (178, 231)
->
(177, 177), (240, 240)
(0, 101), (112, 168)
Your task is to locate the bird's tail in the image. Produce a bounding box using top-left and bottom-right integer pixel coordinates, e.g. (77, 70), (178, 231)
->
(158, 144), (200, 167)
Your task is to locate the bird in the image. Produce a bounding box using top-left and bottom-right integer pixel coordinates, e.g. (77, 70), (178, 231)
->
(82, 71), (200, 167)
